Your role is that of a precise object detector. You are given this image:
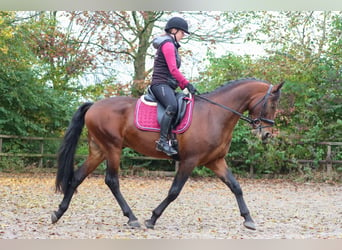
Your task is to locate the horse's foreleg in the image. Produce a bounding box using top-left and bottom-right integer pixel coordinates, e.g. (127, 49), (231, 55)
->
(208, 159), (256, 230)
(105, 161), (140, 228)
(145, 169), (190, 229)
(225, 169), (256, 230)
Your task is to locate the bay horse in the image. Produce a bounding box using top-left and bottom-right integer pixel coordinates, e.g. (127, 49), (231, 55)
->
(52, 78), (284, 231)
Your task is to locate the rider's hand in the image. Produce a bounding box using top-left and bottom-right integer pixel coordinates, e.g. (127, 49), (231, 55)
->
(186, 83), (197, 94)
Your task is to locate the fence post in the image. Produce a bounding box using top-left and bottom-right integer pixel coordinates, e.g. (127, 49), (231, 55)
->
(326, 144), (332, 180)
(39, 139), (44, 168)
(0, 137), (2, 161)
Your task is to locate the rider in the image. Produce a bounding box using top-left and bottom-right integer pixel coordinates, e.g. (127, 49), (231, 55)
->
(150, 16), (197, 156)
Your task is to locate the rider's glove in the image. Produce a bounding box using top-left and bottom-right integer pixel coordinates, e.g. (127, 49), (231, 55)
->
(186, 83), (197, 95)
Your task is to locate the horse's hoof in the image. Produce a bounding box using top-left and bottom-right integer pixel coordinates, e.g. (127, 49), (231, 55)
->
(144, 219), (155, 229)
(243, 220), (256, 230)
(51, 212), (59, 224)
(128, 220), (141, 228)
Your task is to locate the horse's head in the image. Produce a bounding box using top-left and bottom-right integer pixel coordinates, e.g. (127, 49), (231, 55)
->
(248, 81), (284, 141)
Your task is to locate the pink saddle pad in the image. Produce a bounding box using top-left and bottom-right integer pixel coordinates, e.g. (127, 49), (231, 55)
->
(134, 96), (194, 134)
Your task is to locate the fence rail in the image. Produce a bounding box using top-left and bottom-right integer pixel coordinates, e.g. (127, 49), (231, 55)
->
(297, 142), (342, 178)
(0, 135), (341, 176)
(0, 134), (170, 169)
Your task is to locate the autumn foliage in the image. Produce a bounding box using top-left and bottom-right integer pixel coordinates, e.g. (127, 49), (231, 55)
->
(0, 11), (341, 178)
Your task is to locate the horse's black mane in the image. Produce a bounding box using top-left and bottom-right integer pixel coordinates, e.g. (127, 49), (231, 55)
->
(201, 78), (271, 95)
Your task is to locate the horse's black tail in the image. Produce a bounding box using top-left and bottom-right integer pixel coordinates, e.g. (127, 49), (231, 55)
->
(55, 102), (94, 194)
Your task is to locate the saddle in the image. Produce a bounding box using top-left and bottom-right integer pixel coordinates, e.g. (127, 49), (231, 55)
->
(134, 87), (194, 134)
(145, 87), (189, 126)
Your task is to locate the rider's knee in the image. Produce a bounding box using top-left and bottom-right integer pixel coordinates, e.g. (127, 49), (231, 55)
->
(165, 105), (177, 115)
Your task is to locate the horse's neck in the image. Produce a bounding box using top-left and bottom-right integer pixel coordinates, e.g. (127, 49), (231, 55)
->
(210, 84), (257, 113)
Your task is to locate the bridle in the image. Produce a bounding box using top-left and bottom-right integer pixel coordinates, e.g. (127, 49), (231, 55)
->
(195, 84), (275, 130)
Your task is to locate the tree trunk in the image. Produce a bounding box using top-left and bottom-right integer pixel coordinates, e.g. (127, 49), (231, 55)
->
(131, 12), (161, 97)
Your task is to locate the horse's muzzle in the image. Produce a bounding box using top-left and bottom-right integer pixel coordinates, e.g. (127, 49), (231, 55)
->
(252, 129), (273, 142)
(261, 131), (272, 141)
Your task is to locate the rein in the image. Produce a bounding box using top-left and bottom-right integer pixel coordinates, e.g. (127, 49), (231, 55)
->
(195, 84), (274, 128)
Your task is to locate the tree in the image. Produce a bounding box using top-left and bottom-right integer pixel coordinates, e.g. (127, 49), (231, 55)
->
(195, 11), (342, 175)
(251, 11), (341, 142)
(61, 11), (249, 97)
(217, 11), (341, 141)
(65, 11), (164, 96)
(26, 11), (96, 92)
(0, 11), (74, 136)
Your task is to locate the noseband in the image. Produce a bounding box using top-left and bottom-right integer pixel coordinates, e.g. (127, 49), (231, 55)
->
(196, 84), (275, 129)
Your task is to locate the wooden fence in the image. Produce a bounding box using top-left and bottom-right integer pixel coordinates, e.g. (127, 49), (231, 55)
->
(296, 142), (342, 178)
(0, 135), (59, 168)
(0, 134), (341, 176)
(0, 134), (172, 170)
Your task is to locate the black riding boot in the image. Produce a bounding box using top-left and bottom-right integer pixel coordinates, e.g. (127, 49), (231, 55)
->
(156, 107), (178, 156)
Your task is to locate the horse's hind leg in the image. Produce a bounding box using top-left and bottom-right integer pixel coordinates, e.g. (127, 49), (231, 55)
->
(52, 154), (104, 224)
(207, 158), (256, 230)
(105, 152), (140, 228)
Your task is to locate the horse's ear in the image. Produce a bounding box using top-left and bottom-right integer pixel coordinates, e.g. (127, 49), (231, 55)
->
(272, 81), (285, 93)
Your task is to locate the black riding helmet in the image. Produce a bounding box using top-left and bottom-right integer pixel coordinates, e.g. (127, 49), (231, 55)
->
(164, 17), (190, 34)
